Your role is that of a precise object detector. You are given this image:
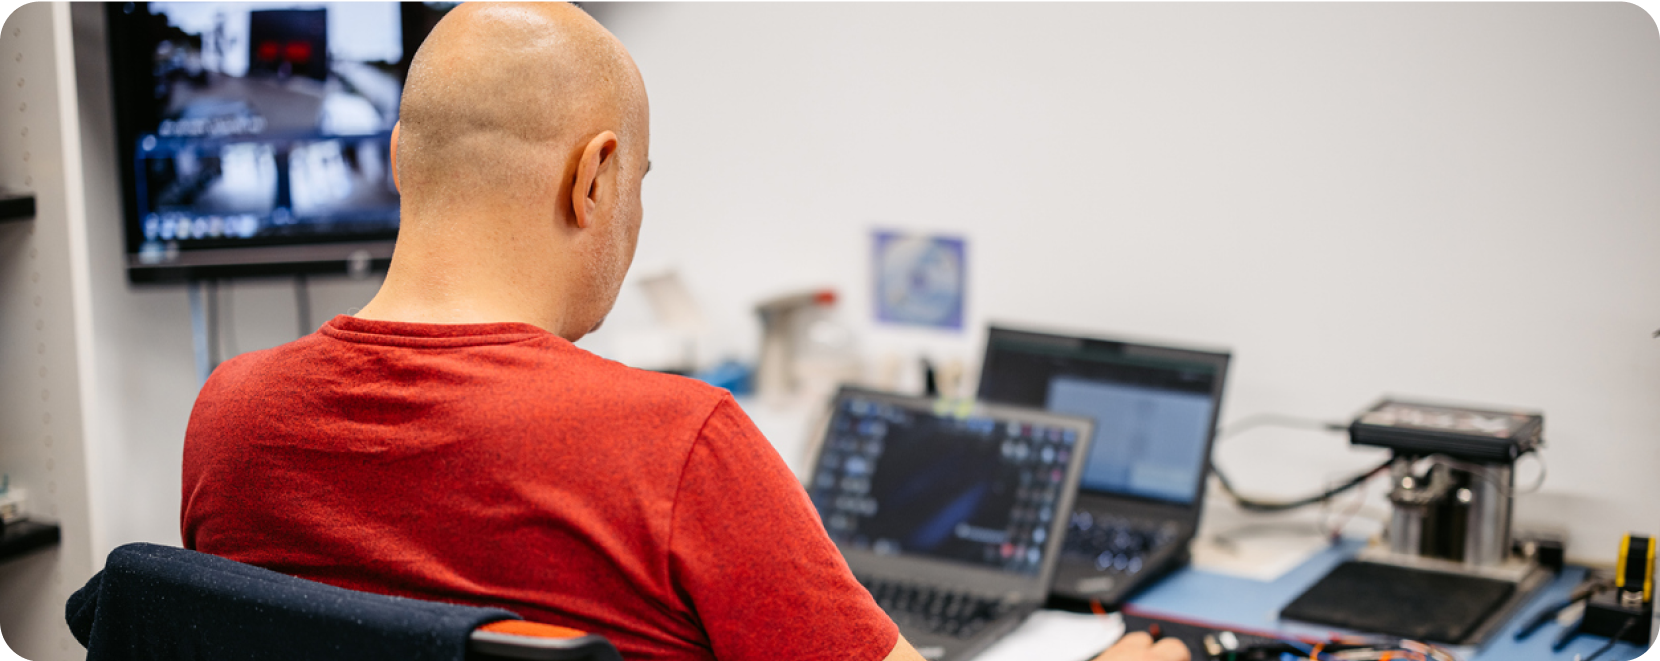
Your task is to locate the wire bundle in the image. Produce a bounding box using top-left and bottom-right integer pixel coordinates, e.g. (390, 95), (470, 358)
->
(1211, 637), (1457, 661)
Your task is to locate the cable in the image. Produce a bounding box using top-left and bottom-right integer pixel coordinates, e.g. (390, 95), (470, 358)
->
(1229, 637), (1456, 661)
(1519, 451), (1548, 494)
(1426, 451), (1547, 497)
(1217, 413), (1348, 443)
(1213, 456), (1393, 512)
(1209, 413), (1380, 513)
(295, 273), (312, 337)
(1318, 473), (1375, 542)
(1208, 413), (1544, 514)
(1579, 616), (1636, 661)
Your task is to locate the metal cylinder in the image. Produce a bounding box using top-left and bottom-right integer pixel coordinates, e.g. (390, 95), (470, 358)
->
(1389, 456), (1422, 556)
(1462, 464), (1512, 567)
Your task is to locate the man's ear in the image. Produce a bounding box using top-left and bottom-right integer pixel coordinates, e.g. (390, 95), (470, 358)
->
(571, 130), (620, 229)
(390, 122), (402, 193)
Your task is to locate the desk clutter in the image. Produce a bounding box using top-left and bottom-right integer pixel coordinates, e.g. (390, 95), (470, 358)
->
(1512, 535), (1655, 661)
(792, 323), (1657, 660)
(1121, 608), (1459, 661)
(1278, 400), (1553, 648)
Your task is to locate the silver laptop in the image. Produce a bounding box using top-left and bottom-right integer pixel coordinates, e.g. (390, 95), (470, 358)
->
(807, 387), (1095, 661)
(977, 326), (1231, 608)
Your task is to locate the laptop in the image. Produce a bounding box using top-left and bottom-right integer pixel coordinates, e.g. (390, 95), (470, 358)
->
(806, 387), (1096, 661)
(976, 326), (1230, 608)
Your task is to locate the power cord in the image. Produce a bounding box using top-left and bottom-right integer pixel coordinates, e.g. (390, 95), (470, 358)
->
(1209, 414), (1392, 513)
(1213, 456), (1393, 513)
(1216, 414), (1348, 442)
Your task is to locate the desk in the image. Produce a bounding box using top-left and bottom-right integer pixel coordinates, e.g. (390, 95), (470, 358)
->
(736, 398), (1651, 660)
(1127, 538), (1649, 661)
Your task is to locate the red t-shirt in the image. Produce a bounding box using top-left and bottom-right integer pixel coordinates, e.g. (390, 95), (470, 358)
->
(181, 315), (898, 661)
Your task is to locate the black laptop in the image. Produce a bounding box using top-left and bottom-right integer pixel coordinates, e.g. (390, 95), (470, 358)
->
(976, 326), (1230, 607)
(807, 387), (1095, 660)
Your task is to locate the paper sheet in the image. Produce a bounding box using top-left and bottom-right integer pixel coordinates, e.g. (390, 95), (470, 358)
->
(974, 610), (1124, 661)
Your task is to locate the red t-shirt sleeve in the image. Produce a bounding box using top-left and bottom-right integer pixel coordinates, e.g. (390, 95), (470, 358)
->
(668, 396), (899, 660)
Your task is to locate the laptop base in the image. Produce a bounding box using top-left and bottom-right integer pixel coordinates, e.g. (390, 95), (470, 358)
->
(1045, 548), (1189, 612)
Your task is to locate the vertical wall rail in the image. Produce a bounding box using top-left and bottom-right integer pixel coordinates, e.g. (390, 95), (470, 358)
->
(0, 4), (101, 660)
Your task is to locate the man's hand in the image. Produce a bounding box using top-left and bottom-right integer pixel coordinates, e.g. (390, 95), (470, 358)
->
(1091, 632), (1190, 661)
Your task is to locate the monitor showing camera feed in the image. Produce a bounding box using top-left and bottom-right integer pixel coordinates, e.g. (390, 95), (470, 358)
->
(106, 2), (452, 281)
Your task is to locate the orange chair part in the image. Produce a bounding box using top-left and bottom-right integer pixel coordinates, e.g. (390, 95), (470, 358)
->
(478, 620), (589, 640)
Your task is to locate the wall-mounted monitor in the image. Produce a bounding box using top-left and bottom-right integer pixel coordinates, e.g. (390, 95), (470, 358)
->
(106, 2), (453, 282)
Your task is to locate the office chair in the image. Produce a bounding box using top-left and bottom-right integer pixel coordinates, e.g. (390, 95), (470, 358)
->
(67, 542), (623, 661)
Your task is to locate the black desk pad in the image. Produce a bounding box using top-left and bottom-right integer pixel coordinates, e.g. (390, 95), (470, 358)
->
(1280, 560), (1515, 644)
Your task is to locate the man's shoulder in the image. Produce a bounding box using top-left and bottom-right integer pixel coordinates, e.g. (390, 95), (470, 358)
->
(199, 335), (319, 391)
(549, 347), (737, 421)
(197, 331), (741, 432)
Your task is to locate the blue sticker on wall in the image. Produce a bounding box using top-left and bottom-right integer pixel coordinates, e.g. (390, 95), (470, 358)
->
(873, 231), (966, 330)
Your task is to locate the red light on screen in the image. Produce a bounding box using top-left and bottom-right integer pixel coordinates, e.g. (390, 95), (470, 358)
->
(256, 41), (279, 61)
(284, 42), (313, 64)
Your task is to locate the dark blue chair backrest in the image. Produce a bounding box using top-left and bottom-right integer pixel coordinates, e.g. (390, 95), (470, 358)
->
(67, 543), (519, 661)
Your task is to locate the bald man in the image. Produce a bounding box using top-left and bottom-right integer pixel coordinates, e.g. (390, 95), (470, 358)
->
(180, 4), (1184, 661)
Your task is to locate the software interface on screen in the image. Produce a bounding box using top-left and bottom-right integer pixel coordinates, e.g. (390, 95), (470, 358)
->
(809, 395), (1079, 575)
(978, 334), (1221, 504)
(115, 2), (414, 262)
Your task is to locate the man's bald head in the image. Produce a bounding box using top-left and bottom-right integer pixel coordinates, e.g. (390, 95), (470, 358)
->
(362, 2), (650, 339)
(395, 2), (647, 216)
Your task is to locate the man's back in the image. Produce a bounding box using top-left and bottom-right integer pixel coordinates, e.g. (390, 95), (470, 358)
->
(182, 315), (896, 661)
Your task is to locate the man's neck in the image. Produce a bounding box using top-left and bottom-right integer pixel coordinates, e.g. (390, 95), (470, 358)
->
(354, 216), (573, 334)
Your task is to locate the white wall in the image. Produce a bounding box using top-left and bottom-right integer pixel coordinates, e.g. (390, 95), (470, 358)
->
(50, 3), (1660, 573)
(579, 2), (1660, 562)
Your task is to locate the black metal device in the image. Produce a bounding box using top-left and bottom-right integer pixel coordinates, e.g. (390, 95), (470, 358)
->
(1350, 399), (1542, 462)
(1577, 533), (1656, 645)
(1513, 531), (1567, 574)
(1581, 589), (1651, 646)
(1518, 534), (1654, 661)
(1280, 398), (1551, 649)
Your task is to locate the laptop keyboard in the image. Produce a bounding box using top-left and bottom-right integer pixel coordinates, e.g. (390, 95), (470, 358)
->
(857, 575), (1015, 639)
(1062, 512), (1181, 575)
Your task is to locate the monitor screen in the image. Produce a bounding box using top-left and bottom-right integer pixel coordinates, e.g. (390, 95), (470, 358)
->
(977, 328), (1228, 505)
(809, 394), (1082, 575)
(106, 2), (452, 281)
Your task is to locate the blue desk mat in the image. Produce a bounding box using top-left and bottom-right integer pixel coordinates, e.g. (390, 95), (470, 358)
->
(1125, 539), (1650, 661)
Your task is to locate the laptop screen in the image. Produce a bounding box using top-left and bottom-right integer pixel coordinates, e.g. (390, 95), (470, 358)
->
(977, 328), (1229, 505)
(809, 392), (1086, 575)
